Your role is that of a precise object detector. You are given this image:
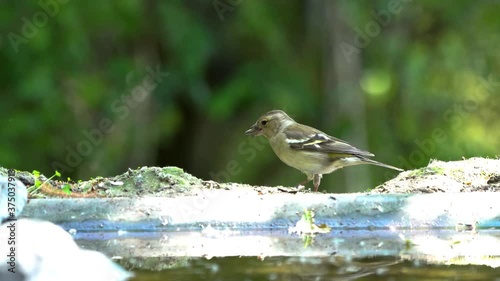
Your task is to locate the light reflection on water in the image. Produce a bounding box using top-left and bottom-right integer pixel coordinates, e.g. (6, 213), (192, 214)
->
(73, 229), (500, 281)
(128, 256), (500, 281)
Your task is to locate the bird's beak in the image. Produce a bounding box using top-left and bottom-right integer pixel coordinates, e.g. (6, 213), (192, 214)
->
(245, 124), (261, 136)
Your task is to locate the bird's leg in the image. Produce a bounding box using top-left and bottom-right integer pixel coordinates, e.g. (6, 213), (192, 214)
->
(313, 174), (322, 192)
(294, 179), (310, 191)
(297, 178), (311, 187)
(297, 174), (314, 189)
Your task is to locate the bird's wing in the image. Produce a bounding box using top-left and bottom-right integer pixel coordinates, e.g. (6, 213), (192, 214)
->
(285, 124), (374, 157)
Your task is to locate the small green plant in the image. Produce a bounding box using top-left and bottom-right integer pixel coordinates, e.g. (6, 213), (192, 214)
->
(399, 233), (416, 251)
(61, 184), (72, 195)
(28, 170), (62, 195)
(289, 208), (331, 238)
(64, 177), (78, 195)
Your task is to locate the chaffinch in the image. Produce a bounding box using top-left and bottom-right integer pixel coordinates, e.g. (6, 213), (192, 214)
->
(245, 110), (403, 191)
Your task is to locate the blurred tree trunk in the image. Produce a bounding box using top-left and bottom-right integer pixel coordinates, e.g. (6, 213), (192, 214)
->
(129, 0), (161, 168)
(321, 0), (371, 192)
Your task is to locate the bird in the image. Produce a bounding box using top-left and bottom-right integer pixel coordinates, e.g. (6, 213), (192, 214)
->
(245, 110), (403, 192)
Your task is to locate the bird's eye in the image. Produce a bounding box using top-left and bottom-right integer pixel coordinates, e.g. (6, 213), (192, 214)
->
(261, 120), (268, 126)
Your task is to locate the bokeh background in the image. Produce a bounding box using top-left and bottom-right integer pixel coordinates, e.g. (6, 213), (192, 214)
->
(1, 0), (498, 192)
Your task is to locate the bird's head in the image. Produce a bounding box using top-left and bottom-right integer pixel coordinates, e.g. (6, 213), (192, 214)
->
(245, 110), (293, 138)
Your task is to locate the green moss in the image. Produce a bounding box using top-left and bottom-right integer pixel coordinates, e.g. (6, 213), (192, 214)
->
(162, 166), (185, 176)
(84, 166), (205, 197)
(408, 166), (446, 177)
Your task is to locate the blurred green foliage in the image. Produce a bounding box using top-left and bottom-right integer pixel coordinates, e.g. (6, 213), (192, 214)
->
(0, 0), (498, 192)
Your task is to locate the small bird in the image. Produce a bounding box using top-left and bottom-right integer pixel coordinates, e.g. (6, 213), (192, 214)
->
(245, 110), (403, 192)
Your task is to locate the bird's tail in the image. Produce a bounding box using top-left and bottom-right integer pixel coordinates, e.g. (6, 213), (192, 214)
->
(358, 157), (404, 172)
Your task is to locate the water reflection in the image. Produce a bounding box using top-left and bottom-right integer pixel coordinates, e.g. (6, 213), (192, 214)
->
(129, 256), (499, 281)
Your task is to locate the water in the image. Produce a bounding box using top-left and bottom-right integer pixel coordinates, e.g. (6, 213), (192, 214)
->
(73, 229), (500, 280)
(131, 256), (500, 281)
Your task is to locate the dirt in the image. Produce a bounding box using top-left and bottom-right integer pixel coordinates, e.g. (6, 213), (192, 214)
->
(0, 166), (287, 198)
(371, 157), (500, 193)
(2, 157), (499, 198)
